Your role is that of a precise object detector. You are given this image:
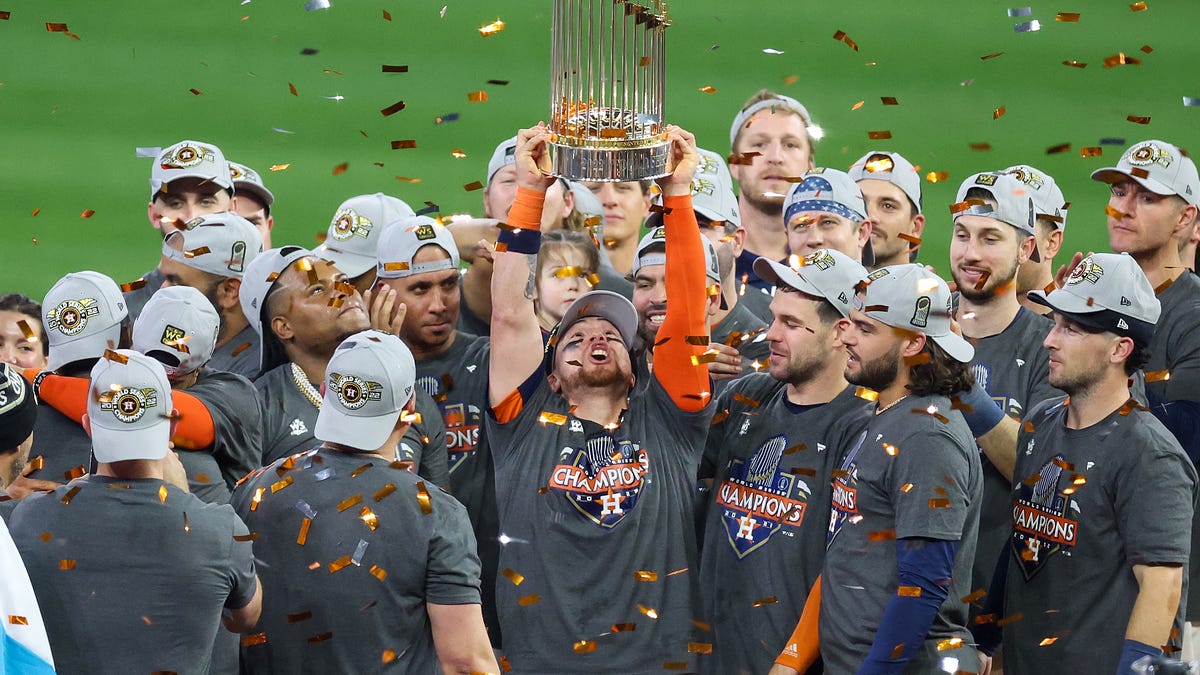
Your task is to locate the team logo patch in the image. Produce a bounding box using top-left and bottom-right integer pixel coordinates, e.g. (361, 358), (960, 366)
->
(974, 173), (998, 186)
(1066, 258), (1103, 286)
(160, 144), (217, 170)
(804, 249), (836, 271)
(1010, 453), (1080, 579)
(46, 298), (100, 336)
(331, 208), (372, 241)
(1127, 143), (1172, 169)
(910, 295), (931, 328)
(651, 227), (666, 240)
(414, 224), (437, 241)
(183, 217), (205, 230)
(697, 153), (721, 177)
(228, 240), (248, 273)
(160, 324), (188, 351)
(717, 435), (811, 558)
(691, 177), (717, 197)
(867, 268), (891, 282)
(100, 387), (158, 424)
(827, 430), (867, 547)
(549, 433), (647, 529)
(330, 372), (383, 410)
(417, 375), (482, 476)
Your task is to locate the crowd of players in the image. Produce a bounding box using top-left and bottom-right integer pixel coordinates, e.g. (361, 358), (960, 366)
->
(0, 88), (1198, 674)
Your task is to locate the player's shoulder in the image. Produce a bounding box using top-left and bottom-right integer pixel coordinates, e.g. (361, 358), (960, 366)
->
(1023, 394), (1069, 426)
(721, 372), (785, 403)
(1159, 272), (1200, 317)
(193, 368), (258, 399)
(253, 363), (289, 395)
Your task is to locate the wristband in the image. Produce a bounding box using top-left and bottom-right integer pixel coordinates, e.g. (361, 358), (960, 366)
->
(495, 227), (542, 255)
(957, 379), (1006, 438)
(1117, 638), (1161, 675)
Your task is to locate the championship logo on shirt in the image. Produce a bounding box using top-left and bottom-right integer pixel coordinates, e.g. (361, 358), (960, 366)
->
(100, 387), (159, 424)
(46, 298), (100, 336)
(549, 432), (648, 528)
(716, 435), (811, 558)
(330, 208), (372, 241)
(1010, 453), (1080, 580)
(827, 430), (867, 547)
(418, 375), (481, 475)
(968, 363), (1022, 418)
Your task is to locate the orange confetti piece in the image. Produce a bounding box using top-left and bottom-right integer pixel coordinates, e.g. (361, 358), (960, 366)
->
(929, 498), (951, 509)
(450, 148), (467, 158)
(1145, 370), (1171, 383)
(360, 506), (379, 531)
(233, 532), (258, 542)
(0, 12), (9, 20)
(416, 481), (432, 515)
(395, 176), (421, 183)
(8, 616), (27, 626)
(158, 485), (168, 504)
(574, 640), (597, 654)
(889, 644), (906, 659)
(855, 387), (880, 402)
(1080, 146), (1103, 158)
(478, 18), (505, 37)
(288, 82), (298, 96)
(711, 409), (730, 425)
(832, 29), (859, 51)
(391, 139), (417, 149)
(380, 100), (407, 116)
(382, 9), (391, 20)
(241, 633), (267, 647)
(881, 96), (899, 106)
(980, 51), (1005, 60)
(898, 586), (922, 597)
(502, 568), (526, 585)
(638, 604), (659, 619)
(517, 593), (541, 606)
(381, 64), (408, 73)
(1106, 204), (1127, 220)
(269, 164), (290, 172)
(46, 22), (68, 32)
(464, 180), (484, 191)
(996, 612), (1024, 627)
(372, 483), (397, 502)
(867, 130), (893, 140)
(1062, 60), (1087, 68)
(307, 632), (332, 644)
(60, 486), (81, 505)
(937, 637), (964, 651)
(898, 233), (923, 248)
(634, 570), (659, 582)
(993, 106), (1006, 120)
(1103, 53), (1141, 68)
(80, 209), (95, 218)
(962, 589), (987, 604)
(732, 392), (761, 408)
(1056, 12), (1081, 21)
(698, 86), (717, 94)
(924, 172), (948, 183)
(296, 517), (312, 545)
(287, 610), (313, 623)
(689, 643), (713, 654)
(189, 88), (202, 96)
(1046, 143), (1072, 155)
(38, 532), (52, 542)
(752, 596), (778, 607)
(328, 555), (352, 573)
(270, 476), (293, 493)
(883, 443), (898, 457)
(30, 208), (40, 216)
(783, 443), (807, 455)
(250, 487), (265, 511)
(332, 162), (349, 176)
(538, 412), (568, 426)
(370, 564), (387, 582)
(869, 529), (897, 541)
(612, 623), (636, 632)
(59, 559), (76, 570)
(1141, 44), (1154, 53)
(664, 662), (689, 671)
(851, 100), (865, 111)
(1130, 1), (1147, 10)
(468, 91), (488, 103)
(969, 142), (993, 152)
(1127, 115), (1151, 125)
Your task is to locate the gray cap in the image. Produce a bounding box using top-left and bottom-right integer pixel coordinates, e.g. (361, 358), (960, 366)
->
(555, 290), (639, 352)
(487, 136), (518, 184)
(855, 264), (974, 363)
(315, 193), (416, 278)
(849, 151), (922, 214)
(43, 271), (128, 371)
(228, 161), (275, 207)
(376, 216), (461, 279)
(784, 169), (875, 267)
(238, 246), (312, 370)
(754, 248), (869, 318)
(315, 330), (418, 451)
(1027, 252), (1159, 347)
(691, 148), (741, 227)
(632, 226), (721, 284)
(1091, 139), (1200, 206)
(150, 140), (232, 199)
(161, 211), (264, 279)
(88, 349), (172, 463)
(954, 172), (1040, 261)
(730, 94), (817, 149)
(1004, 164), (1067, 230)
(133, 286), (220, 379)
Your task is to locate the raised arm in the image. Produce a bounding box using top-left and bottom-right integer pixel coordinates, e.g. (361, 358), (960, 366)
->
(651, 126), (711, 412)
(488, 125), (556, 408)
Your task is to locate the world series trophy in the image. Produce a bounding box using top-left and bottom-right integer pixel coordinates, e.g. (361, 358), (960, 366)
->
(549, 0), (671, 182)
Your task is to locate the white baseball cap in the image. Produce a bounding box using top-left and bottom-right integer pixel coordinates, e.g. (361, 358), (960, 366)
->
(376, 216), (461, 279)
(150, 140), (232, 199)
(238, 246), (312, 371)
(161, 212), (264, 279)
(730, 94), (818, 149)
(854, 264), (974, 363)
(691, 148), (741, 227)
(44, 271), (129, 372)
(87, 349), (172, 463)
(132, 286), (220, 380)
(1004, 164), (1068, 230)
(1091, 139), (1200, 206)
(954, 172), (1040, 261)
(784, 169), (876, 267)
(849, 151), (923, 214)
(1027, 252), (1159, 347)
(569, 180), (605, 231)
(228, 161), (275, 208)
(315, 193), (416, 278)
(754, 248), (869, 318)
(315, 330), (417, 451)
(487, 136), (519, 184)
(631, 226), (721, 284)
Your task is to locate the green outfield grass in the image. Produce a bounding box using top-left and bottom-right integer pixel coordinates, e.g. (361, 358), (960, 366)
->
(2, 0), (1198, 299)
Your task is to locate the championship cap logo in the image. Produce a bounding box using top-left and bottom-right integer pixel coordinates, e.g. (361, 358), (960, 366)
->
(974, 173), (998, 187)
(1065, 258), (1104, 286)
(651, 227), (666, 240)
(330, 208), (372, 241)
(1127, 142), (1173, 168)
(330, 372), (383, 411)
(160, 325), (189, 351)
(697, 153), (721, 177)
(692, 177), (716, 197)
(414, 224), (437, 241)
(100, 387), (158, 424)
(1007, 167), (1044, 190)
(804, 250), (836, 271)
(47, 298), (99, 336)
(160, 143), (216, 170)
(228, 240), (248, 273)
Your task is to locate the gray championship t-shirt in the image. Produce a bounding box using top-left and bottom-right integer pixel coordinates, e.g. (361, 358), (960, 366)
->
(231, 449), (481, 674)
(967, 308), (1059, 613)
(207, 324), (261, 381)
(710, 300), (772, 392)
(736, 280), (775, 326)
(9, 476), (258, 675)
(487, 374), (714, 674)
(414, 332), (501, 641)
(28, 401), (92, 484)
(822, 394), (982, 675)
(700, 377), (871, 674)
(122, 266), (164, 322)
(256, 362), (447, 488)
(1004, 397), (1197, 672)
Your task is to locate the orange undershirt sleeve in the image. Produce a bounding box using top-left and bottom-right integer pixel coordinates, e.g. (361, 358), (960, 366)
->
(652, 194), (711, 412)
(774, 575), (822, 671)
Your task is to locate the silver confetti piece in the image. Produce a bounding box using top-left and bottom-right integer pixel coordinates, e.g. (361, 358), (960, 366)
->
(135, 147), (162, 158)
(1184, 97), (1200, 107)
(313, 467), (335, 482)
(1014, 19), (1041, 32)
(294, 500), (318, 520)
(303, 0), (330, 11)
(1007, 6), (1032, 16)
(351, 539), (369, 566)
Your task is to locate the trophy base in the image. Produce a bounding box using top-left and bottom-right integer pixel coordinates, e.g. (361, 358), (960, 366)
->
(551, 140), (671, 183)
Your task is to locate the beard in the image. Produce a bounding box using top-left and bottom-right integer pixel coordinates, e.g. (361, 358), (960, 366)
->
(739, 184), (785, 216)
(847, 343), (901, 391)
(579, 362), (629, 388)
(954, 256), (1020, 304)
(772, 349), (829, 388)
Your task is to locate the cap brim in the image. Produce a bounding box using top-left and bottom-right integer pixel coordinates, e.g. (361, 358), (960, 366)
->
(753, 257), (824, 298)
(234, 183), (275, 207)
(314, 406), (399, 451)
(1026, 287), (1098, 317)
(90, 422), (170, 463)
(557, 291), (639, 351)
(314, 246), (375, 279)
(1090, 168), (1178, 197)
(929, 332), (975, 363)
(46, 325), (122, 372)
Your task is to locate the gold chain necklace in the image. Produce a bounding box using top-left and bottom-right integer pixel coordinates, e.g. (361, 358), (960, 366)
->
(875, 394), (910, 416)
(291, 362), (322, 409)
